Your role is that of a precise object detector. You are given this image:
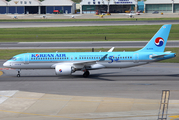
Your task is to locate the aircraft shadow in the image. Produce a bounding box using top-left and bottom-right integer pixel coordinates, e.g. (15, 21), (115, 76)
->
(1, 73), (179, 82)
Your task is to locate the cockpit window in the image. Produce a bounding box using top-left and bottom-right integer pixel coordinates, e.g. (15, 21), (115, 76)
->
(9, 57), (17, 61)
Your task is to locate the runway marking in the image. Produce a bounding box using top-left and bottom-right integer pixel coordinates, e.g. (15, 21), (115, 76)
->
(1, 94), (179, 105)
(0, 109), (175, 120)
(0, 110), (87, 120)
(91, 114), (159, 119)
(0, 71), (3, 76)
(169, 115), (179, 120)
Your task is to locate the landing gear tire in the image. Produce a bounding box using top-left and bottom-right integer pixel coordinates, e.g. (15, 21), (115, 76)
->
(17, 74), (20, 77)
(16, 69), (21, 77)
(83, 71), (90, 78)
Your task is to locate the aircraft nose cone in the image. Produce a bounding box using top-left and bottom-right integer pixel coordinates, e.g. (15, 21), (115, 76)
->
(3, 62), (9, 67)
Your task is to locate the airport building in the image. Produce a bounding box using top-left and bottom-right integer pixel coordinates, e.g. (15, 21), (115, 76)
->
(145, 0), (179, 13)
(0, 0), (7, 14)
(41, 0), (76, 14)
(80, 0), (137, 14)
(0, 0), (76, 14)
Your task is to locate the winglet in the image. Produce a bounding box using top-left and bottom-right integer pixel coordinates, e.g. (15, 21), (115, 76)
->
(108, 47), (115, 52)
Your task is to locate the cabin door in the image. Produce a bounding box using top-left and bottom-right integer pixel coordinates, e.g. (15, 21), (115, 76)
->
(133, 53), (139, 63)
(24, 54), (29, 64)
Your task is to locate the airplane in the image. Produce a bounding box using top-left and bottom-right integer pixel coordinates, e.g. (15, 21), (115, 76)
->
(125, 12), (143, 18)
(3, 24), (176, 77)
(6, 15), (25, 19)
(34, 15), (52, 19)
(64, 15), (82, 18)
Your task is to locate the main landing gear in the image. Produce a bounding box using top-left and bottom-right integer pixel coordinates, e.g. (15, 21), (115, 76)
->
(16, 69), (21, 77)
(83, 70), (90, 78)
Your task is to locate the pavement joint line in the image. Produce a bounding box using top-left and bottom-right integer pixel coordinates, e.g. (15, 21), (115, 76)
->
(56, 96), (73, 115)
(130, 99), (135, 111)
(0, 110), (87, 120)
(94, 97), (104, 113)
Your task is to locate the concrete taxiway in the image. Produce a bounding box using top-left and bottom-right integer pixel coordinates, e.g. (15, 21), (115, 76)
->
(0, 41), (179, 49)
(0, 20), (179, 28)
(0, 61), (179, 119)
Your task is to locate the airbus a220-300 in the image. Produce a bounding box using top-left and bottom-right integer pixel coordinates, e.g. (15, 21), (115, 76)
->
(3, 24), (176, 77)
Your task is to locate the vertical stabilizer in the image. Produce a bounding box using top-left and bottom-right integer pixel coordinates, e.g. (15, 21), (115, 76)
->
(138, 24), (172, 52)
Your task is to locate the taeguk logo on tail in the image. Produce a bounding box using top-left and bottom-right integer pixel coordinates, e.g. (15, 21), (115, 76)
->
(59, 69), (62, 73)
(155, 37), (164, 47)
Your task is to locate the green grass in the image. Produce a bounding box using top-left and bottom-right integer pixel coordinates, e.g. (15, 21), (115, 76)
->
(0, 48), (178, 63)
(72, 0), (81, 3)
(0, 24), (179, 42)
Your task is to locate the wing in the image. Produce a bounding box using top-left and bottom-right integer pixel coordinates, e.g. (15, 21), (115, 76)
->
(51, 54), (108, 70)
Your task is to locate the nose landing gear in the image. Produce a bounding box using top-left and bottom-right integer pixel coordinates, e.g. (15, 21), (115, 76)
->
(16, 69), (21, 77)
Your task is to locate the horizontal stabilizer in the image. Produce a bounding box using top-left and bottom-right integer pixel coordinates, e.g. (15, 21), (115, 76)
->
(108, 47), (115, 52)
(151, 52), (171, 59)
(151, 54), (169, 59)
